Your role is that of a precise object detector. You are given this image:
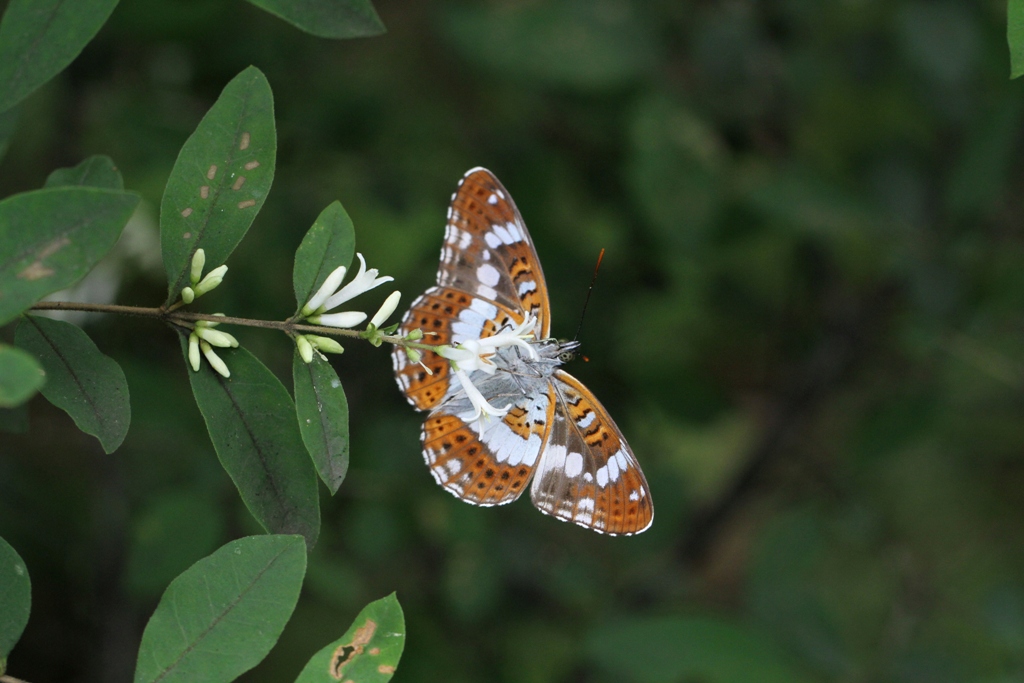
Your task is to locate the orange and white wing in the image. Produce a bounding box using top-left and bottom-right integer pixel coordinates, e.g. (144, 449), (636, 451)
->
(530, 371), (653, 536)
(419, 385), (555, 506)
(436, 167), (551, 337)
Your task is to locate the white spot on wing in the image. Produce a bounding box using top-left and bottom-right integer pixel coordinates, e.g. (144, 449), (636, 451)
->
(477, 263), (500, 286)
(484, 232), (502, 249)
(488, 193), (498, 205)
(565, 452), (583, 478)
(576, 411), (596, 429)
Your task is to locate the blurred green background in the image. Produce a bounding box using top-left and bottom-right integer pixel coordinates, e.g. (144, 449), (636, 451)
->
(2, 0), (1024, 681)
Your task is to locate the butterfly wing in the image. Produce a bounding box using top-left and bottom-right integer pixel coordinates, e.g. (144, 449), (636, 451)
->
(393, 166), (551, 410)
(530, 371), (654, 536)
(436, 167), (551, 337)
(392, 286), (524, 410)
(420, 384), (555, 506)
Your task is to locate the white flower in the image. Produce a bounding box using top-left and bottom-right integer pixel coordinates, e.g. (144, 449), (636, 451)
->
(437, 315), (540, 374)
(369, 290), (401, 328)
(302, 265), (347, 316)
(311, 311), (368, 328)
(452, 368), (508, 424)
(323, 253), (393, 311)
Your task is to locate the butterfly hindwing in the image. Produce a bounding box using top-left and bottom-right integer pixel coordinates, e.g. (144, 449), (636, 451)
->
(421, 385), (555, 506)
(530, 371), (653, 536)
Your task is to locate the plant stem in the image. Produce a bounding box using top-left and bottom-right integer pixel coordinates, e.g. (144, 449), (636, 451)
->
(28, 301), (429, 350)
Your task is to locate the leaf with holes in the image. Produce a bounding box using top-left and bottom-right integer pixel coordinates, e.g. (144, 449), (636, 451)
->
(0, 187), (138, 326)
(15, 315), (130, 453)
(0, 0), (120, 113)
(184, 340), (320, 548)
(293, 201), (355, 314)
(161, 66), (276, 304)
(45, 154), (124, 190)
(246, 0), (384, 39)
(134, 535), (306, 683)
(293, 351), (349, 494)
(0, 343), (44, 408)
(0, 535), (31, 662)
(294, 593), (405, 683)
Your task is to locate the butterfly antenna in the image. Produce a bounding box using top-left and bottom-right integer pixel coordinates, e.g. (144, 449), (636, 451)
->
(573, 248), (605, 342)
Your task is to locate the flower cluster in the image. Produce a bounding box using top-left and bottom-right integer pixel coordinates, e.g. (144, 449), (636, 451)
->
(437, 316), (539, 423)
(181, 249), (226, 304)
(187, 316), (238, 378)
(298, 253), (401, 361)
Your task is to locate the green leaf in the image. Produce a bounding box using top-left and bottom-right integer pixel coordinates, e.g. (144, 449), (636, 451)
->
(0, 343), (44, 408)
(293, 201), (355, 313)
(0, 536), (31, 662)
(184, 341), (320, 548)
(0, 186), (139, 326)
(133, 535), (306, 683)
(160, 66), (276, 305)
(1011, 0), (1024, 78)
(246, 0), (385, 39)
(587, 616), (814, 683)
(0, 0), (121, 113)
(15, 315), (130, 453)
(294, 593), (405, 683)
(293, 351), (349, 494)
(45, 154), (124, 190)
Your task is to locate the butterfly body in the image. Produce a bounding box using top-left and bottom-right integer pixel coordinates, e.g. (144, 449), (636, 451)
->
(393, 168), (653, 535)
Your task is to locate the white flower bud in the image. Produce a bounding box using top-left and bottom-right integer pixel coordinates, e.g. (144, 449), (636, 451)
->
(181, 286), (195, 304)
(194, 264), (228, 296)
(195, 327), (238, 348)
(188, 332), (201, 371)
(313, 311), (368, 328)
(200, 340), (230, 378)
(308, 336), (344, 354)
(369, 291), (401, 328)
(296, 335), (314, 364)
(190, 249), (206, 285)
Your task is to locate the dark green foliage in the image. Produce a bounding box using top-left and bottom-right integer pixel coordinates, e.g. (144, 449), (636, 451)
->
(133, 535), (306, 683)
(160, 66), (276, 304)
(15, 315), (130, 453)
(246, 0), (385, 39)
(0, 2), (1023, 683)
(0, 187), (138, 325)
(293, 351), (350, 494)
(0, 0), (121, 113)
(185, 341), (320, 549)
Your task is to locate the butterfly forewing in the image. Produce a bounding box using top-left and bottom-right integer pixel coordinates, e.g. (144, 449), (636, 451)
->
(530, 371), (653, 536)
(392, 286), (525, 410)
(439, 167), (552, 337)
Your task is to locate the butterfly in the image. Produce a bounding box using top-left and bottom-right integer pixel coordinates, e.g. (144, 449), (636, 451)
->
(392, 168), (653, 535)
